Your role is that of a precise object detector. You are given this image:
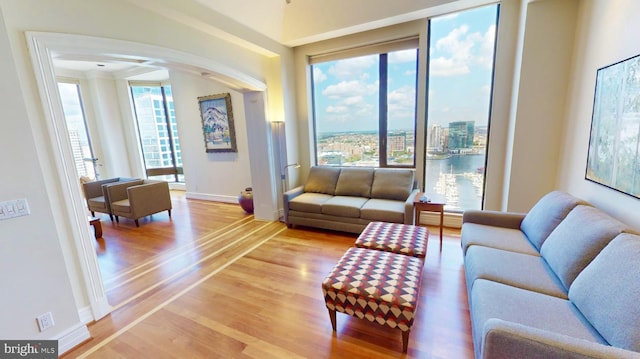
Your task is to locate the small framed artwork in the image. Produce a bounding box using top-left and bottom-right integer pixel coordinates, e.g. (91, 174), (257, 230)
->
(586, 54), (640, 198)
(198, 92), (237, 153)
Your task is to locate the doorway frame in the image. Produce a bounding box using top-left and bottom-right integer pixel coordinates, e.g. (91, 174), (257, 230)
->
(25, 31), (267, 324)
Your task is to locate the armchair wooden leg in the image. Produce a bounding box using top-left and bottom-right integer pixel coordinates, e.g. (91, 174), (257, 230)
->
(91, 211), (95, 217)
(115, 216), (119, 223)
(168, 209), (172, 218)
(108, 214), (113, 221)
(134, 219), (139, 227)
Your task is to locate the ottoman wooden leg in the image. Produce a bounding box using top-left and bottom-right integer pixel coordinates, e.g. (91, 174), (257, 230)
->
(402, 330), (410, 353)
(328, 308), (337, 331)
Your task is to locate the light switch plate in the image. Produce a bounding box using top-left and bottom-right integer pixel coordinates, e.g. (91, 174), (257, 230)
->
(0, 198), (30, 220)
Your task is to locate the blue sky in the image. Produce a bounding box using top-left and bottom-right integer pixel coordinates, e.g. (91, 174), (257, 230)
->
(313, 4), (498, 133)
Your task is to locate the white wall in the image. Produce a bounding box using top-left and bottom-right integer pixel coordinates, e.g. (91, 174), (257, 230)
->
(558, 0), (640, 231)
(501, 0), (579, 212)
(0, 0), (286, 350)
(169, 70), (253, 202)
(0, 6), (84, 343)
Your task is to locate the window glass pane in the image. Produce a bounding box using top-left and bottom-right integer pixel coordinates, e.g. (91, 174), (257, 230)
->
(58, 82), (96, 179)
(312, 54), (380, 166)
(131, 85), (184, 183)
(387, 49), (418, 166)
(425, 5), (498, 211)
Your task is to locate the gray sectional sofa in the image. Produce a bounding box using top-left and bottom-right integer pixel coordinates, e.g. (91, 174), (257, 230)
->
(283, 166), (418, 233)
(462, 191), (640, 358)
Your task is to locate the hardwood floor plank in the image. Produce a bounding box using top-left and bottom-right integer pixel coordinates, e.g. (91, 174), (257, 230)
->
(63, 192), (473, 358)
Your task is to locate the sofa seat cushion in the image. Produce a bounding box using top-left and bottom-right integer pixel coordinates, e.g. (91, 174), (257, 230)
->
(111, 199), (131, 214)
(87, 196), (107, 210)
(289, 193), (333, 214)
(334, 167), (374, 197)
(461, 223), (539, 256)
(465, 246), (567, 299)
(520, 191), (586, 251)
(569, 233), (640, 352)
(304, 166), (341, 195)
(540, 205), (627, 291)
(360, 199), (405, 223)
(471, 279), (607, 355)
(370, 168), (414, 201)
(321, 196), (368, 218)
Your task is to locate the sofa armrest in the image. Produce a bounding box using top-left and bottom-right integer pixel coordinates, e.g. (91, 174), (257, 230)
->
(283, 186), (304, 224)
(404, 189), (420, 225)
(482, 319), (640, 359)
(463, 210), (526, 229)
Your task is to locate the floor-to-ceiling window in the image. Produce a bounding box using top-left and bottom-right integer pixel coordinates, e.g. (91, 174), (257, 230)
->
(57, 81), (98, 179)
(311, 41), (418, 167)
(130, 83), (184, 182)
(424, 5), (499, 211)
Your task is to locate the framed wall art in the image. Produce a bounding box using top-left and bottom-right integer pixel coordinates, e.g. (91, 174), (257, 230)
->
(198, 92), (237, 153)
(586, 54), (640, 199)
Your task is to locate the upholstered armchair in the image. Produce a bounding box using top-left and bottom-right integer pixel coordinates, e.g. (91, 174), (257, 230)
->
(105, 179), (172, 227)
(82, 177), (137, 220)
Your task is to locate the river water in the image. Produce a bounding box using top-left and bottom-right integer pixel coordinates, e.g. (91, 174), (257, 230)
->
(424, 154), (486, 211)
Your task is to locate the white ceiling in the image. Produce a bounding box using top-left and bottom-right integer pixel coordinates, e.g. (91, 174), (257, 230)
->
(53, 0), (485, 79)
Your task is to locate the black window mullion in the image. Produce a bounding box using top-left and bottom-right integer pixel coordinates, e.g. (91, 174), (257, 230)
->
(160, 86), (179, 182)
(379, 53), (388, 167)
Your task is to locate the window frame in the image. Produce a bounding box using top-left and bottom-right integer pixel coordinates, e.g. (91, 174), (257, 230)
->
(310, 39), (419, 168)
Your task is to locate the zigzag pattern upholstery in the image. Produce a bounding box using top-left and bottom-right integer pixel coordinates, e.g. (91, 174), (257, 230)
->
(355, 221), (429, 259)
(322, 246), (425, 352)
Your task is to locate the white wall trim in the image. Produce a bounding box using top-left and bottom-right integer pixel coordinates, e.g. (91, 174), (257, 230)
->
(26, 32), (112, 323)
(57, 322), (91, 355)
(77, 306), (94, 325)
(186, 192), (238, 204)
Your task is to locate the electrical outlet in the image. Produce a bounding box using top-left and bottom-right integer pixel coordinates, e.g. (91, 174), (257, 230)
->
(36, 312), (55, 332)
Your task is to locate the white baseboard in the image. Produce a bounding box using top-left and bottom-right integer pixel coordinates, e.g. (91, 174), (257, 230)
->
(57, 322), (91, 355)
(185, 192), (237, 204)
(77, 306), (94, 324)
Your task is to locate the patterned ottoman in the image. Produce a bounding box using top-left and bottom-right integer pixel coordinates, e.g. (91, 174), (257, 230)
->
(322, 247), (424, 352)
(355, 221), (429, 259)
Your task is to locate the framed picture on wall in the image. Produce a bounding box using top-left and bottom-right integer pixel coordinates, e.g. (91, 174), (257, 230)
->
(586, 54), (640, 199)
(198, 92), (237, 153)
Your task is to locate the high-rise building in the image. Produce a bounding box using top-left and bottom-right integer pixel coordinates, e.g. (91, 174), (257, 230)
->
(448, 121), (475, 149)
(388, 132), (406, 152)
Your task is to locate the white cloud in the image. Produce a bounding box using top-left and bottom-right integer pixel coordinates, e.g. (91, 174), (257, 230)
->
(322, 80), (377, 98)
(343, 96), (364, 105)
(388, 85), (416, 120)
(326, 105), (349, 113)
(477, 24), (497, 69)
(430, 56), (469, 76)
(328, 55), (377, 79)
(430, 23), (496, 77)
(313, 67), (327, 83)
(388, 49), (417, 64)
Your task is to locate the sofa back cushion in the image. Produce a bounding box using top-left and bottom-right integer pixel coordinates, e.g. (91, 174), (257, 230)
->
(304, 166), (341, 195)
(520, 191), (585, 250)
(334, 167), (374, 197)
(540, 205), (626, 290)
(370, 168), (414, 201)
(569, 233), (640, 352)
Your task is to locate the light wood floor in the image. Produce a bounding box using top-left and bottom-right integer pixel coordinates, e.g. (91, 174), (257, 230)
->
(63, 192), (473, 358)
